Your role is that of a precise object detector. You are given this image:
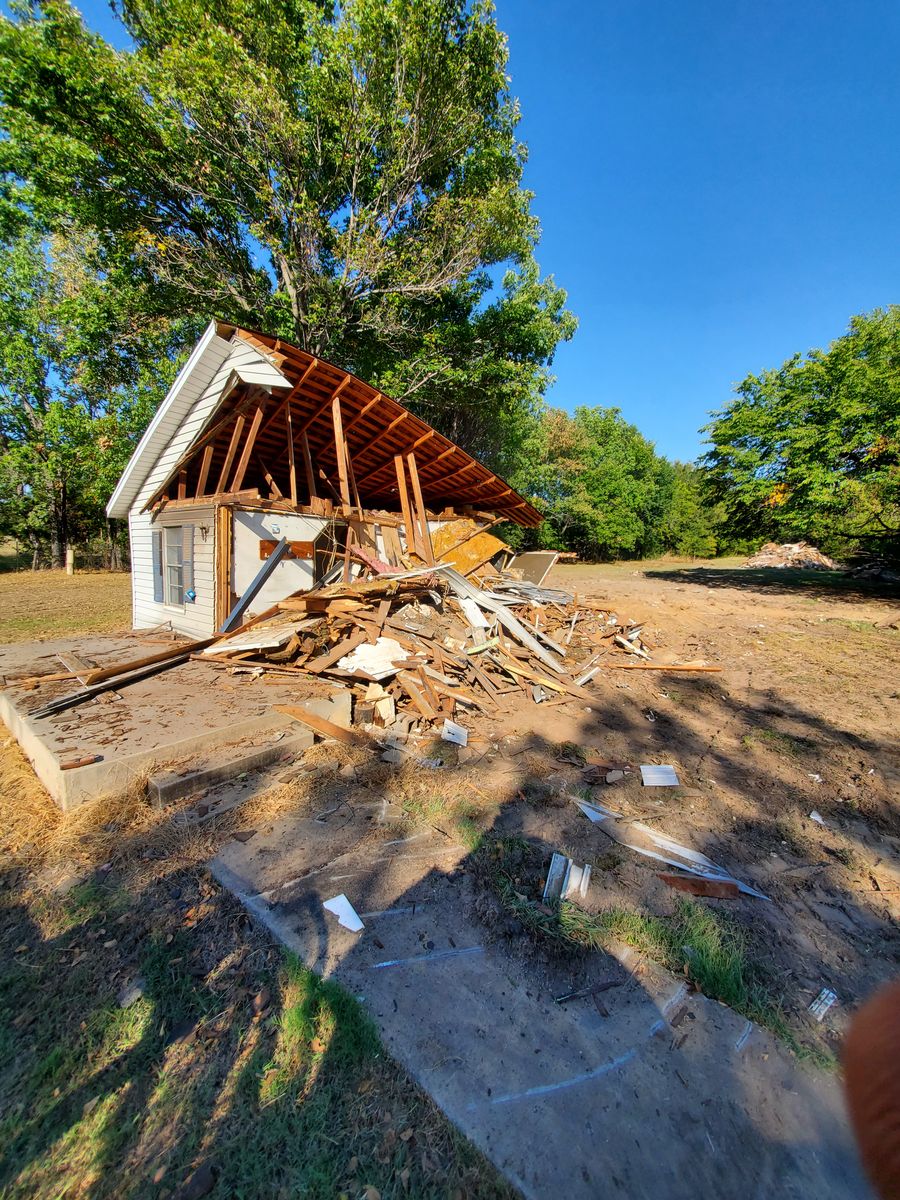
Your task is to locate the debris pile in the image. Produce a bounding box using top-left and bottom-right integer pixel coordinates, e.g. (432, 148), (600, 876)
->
(191, 562), (719, 743)
(744, 541), (836, 570)
(16, 519), (719, 741)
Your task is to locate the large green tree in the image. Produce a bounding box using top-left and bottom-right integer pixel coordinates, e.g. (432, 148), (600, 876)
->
(701, 307), (900, 554)
(0, 226), (192, 565)
(517, 406), (675, 560)
(0, 0), (574, 473)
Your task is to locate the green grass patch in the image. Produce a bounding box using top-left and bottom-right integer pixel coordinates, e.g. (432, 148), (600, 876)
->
(475, 836), (835, 1069)
(0, 873), (512, 1200)
(742, 727), (810, 757)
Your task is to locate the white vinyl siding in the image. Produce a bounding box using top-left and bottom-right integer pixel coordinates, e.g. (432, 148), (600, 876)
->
(132, 338), (274, 512)
(130, 506), (216, 638)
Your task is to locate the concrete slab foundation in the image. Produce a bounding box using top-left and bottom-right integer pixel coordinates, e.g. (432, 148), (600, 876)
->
(212, 808), (873, 1200)
(0, 634), (352, 809)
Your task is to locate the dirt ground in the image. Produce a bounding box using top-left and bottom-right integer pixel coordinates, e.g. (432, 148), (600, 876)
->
(497, 559), (900, 1046)
(0, 568), (131, 643)
(2, 557), (898, 1196)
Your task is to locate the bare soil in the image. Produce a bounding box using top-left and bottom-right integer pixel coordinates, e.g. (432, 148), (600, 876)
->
(472, 559), (900, 1051)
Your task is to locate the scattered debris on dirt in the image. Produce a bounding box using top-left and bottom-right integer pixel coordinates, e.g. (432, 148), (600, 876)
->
(744, 541), (837, 570)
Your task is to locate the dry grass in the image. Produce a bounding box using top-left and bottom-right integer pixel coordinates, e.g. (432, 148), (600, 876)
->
(0, 738), (62, 865)
(0, 737), (514, 1199)
(0, 569), (131, 643)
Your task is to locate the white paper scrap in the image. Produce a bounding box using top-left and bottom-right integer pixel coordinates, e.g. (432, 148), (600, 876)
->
(441, 718), (468, 746)
(809, 810), (827, 826)
(640, 764), (679, 787)
(323, 894), (365, 932)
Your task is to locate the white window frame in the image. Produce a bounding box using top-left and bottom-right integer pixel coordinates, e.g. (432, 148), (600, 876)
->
(163, 526), (185, 609)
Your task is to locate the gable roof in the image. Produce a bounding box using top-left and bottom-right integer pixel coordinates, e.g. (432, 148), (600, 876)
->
(108, 323), (542, 527)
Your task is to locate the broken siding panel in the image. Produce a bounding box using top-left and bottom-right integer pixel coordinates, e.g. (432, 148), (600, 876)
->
(130, 506), (216, 637)
(133, 340), (271, 511)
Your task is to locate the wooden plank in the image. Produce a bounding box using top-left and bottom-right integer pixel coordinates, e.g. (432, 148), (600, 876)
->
(602, 662), (723, 673)
(406, 453), (434, 563)
(275, 704), (369, 746)
(417, 665), (441, 711)
(300, 430), (317, 500)
(304, 629), (369, 673)
(214, 505), (234, 630)
(393, 456), (420, 558)
(285, 399), (298, 504)
(196, 443), (215, 497)
(658, 874), (739, 899)
(381, 523), (404, 566)
(216, 415), (246, 494)
(396, 672), (438, 720)
(331, 395), (352, 507)
(346, 443), (362, 513)
(57, 652), (117, 704)
(229, 398), (267, 493)
(258, 459), (283, 500)
(177, 471), (187, 501)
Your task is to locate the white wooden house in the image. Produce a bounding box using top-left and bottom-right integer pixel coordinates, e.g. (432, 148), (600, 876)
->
(107, 322), (541, 637)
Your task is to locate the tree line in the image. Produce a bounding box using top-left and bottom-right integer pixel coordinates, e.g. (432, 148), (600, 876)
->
(0, 0), (895, 567)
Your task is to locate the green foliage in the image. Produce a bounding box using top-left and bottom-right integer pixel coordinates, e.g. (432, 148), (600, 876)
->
(702, 306), (900, 556)
(514, 407), (719, 560)
(0, 226), (193, 563)
(0, 0), (575, 476)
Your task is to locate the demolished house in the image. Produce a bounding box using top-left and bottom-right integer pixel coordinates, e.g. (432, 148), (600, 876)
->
(106, 322), (542, 637)
(4, 322), (718, 812)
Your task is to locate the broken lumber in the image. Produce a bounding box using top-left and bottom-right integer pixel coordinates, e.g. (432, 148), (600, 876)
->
(274, 705), (369, 746)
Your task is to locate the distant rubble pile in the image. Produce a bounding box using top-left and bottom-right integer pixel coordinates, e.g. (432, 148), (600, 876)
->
(744, 541), (837, 570)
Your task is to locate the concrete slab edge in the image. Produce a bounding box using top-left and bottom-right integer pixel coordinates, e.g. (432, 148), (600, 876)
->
(148, 731), (314, 805)
(0, 691), (301, 811)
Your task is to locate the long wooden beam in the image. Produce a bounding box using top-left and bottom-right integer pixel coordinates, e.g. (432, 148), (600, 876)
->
(215, 415), (246, 494)
(196, 443), (215, 497)
(229, 398), (267, 492)
(300, 431), (317, 500)
(331, 395), (352, 507)
(284, 399), (298, 504)
(394, 455), (420, 558)
(406, 453), (434, 563)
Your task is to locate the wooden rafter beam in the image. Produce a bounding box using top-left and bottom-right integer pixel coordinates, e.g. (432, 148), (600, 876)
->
(215, 414), (246, 494)
(352, 413), (412, 485)
(301, 431), (317, 500)
(343, 393), (384, 438)
(196, 443), (215, 498)
(229, 398), (267, 492)
(284, 399), (298, 504)
(141, 380), (259, 512)
(331, 394), (352, 507)
(430, 459), (481, 491)
(353, 428), (436, 491)
(259, 459), (283, 500)
(295, 373), (351, 439)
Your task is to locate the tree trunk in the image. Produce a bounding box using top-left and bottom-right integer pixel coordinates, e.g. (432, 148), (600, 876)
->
(50, 479), (68, 569)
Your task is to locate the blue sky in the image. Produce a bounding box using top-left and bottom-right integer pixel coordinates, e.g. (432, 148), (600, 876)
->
(498, 0), (900, 459)
(30, 0), (900, 461)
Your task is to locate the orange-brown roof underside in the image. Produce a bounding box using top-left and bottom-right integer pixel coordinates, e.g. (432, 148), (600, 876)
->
(153, 326), (542, 527)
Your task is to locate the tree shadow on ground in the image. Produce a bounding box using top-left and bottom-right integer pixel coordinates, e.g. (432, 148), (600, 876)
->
(3, 596), (898, 1196)
(645, 565), (900, 605)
